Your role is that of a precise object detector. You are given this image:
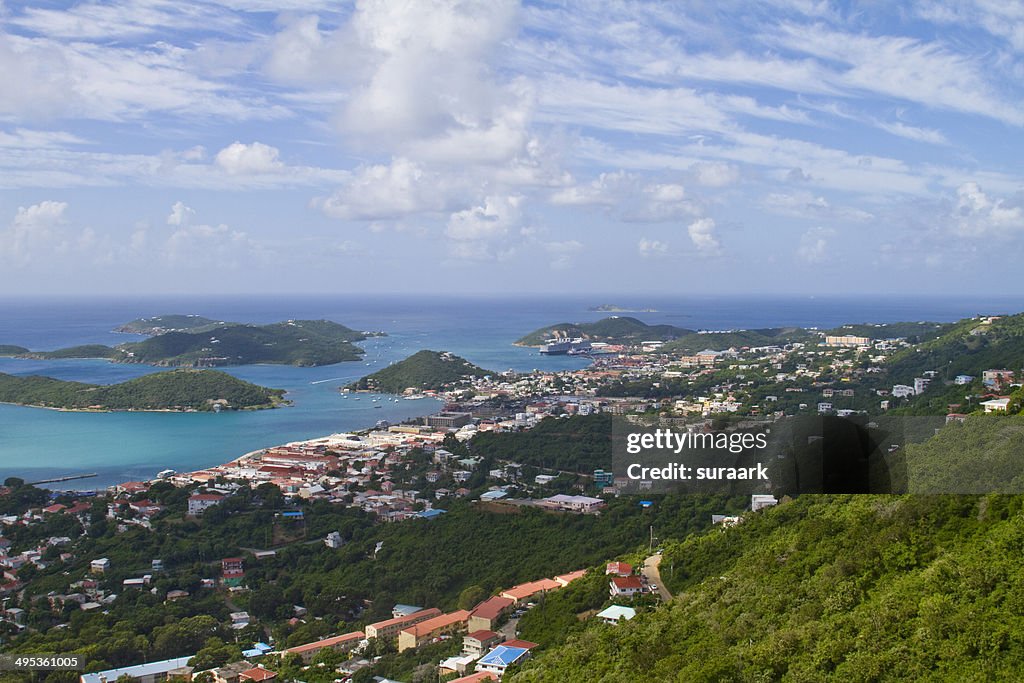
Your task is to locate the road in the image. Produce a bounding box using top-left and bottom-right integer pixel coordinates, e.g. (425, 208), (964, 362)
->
(642, 554), (673, 601)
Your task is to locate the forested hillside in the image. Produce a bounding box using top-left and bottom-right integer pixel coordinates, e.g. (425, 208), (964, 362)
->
(470, 413), (613, 472)
(511, 494), (1024, 682)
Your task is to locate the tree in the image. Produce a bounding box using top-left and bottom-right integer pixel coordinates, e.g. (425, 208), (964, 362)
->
(457, 585), (486, 610)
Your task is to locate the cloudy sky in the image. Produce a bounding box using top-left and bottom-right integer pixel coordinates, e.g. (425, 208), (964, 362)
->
(1, 0), (1022, 296)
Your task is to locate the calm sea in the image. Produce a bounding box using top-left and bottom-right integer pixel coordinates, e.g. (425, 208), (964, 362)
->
(1, 294), (1021, 488)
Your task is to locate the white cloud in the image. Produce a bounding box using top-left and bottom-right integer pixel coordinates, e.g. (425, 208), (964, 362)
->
(687, 217), (721, 253)
(446, 195), (522, 241)
(0, 200), (69, 265)
(167, 200), (195, 226)
(796, 226), (836, 263)
(770, 23), (1024, 126)
(691, 161), (740, 187)
(214, 142), (284, 175)
(318, 158), (457, 221)
(164, 221), (252, 267)
(952, 182), (1024, 237)
(762, 191), (874, 222)
(638, 238), (669, 257)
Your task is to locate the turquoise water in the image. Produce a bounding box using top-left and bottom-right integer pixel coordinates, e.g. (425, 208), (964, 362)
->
(2, 294), (1022, 488)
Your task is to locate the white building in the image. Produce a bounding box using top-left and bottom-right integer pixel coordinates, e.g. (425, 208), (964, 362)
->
(892, 385), (915, 398)
(187, 493), (225, 517)
(596, 605), (637, 625)
(981, 398), (1010, 413)
(543, 494), (606, 513)
(325, 531), (344, 549)
(751, 495), (778, 512)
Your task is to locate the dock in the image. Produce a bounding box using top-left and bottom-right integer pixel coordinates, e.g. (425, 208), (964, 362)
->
(26, 473), (98, 486)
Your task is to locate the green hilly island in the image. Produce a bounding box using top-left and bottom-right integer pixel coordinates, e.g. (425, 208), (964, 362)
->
(118, 319), (368, 367)
(348, 349), (490, 393)
(2, 318), (373, 367)
(516, 316), (693, 346)
(0, 369), (285, 411)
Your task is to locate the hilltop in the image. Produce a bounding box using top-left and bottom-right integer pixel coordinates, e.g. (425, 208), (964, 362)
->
(115, 314), (228, 335)
(347, 350), (490, 393)
(2, 319), (373, 368)
(0, 369), (285, 411)
(516, 316), (692, 346)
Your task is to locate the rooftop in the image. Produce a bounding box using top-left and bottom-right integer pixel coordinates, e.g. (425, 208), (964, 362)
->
(478, 645), (530, 667)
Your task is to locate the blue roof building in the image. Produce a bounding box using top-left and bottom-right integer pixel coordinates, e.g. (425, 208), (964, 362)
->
(476, 645), (530, 676)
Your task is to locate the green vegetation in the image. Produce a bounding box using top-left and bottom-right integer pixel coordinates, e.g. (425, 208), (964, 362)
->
(115, 314), (228, 335)
(512, 494), (1024, 682)
(0, 345), (29, 356)
(26, 344), (121, 360)
(516, 317), (692, 346)
(2, 319), (372, 368)
(660, 327), (812, 354)
(119, 319), (368, 367)
(348, 349), (490, 393)
(898, 415), (1024, 493)
(0, 369), (285, 411)
(886, 313), (1024, 384)
(825, 321), (952, 342)
(470, 414), (612, 472)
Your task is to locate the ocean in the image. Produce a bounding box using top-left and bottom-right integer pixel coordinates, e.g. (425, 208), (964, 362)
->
(1, 294), (1022, 488)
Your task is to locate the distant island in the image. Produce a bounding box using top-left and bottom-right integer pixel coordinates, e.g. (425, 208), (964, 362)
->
(516, 316), (693, 346)
(347, 350), (491, 393)
(1, 318), (379, 367)
(115, 314), (228, 335)
(0, 369), (286, 412)
(588, 304), (659, 312)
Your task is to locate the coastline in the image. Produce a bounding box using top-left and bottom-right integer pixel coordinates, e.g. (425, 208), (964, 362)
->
(0, 399), (283, 413)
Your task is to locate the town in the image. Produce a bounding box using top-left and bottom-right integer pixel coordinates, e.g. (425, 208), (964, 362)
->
(0, 313), (1021, 682)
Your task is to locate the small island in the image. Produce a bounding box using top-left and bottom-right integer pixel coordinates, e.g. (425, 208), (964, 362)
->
(588, 304), (659, 312)
(3, 318), (377, 368)
(347, 350), (491, 393)
(516, 316), (693, 346)
(0, 369), (286, 412)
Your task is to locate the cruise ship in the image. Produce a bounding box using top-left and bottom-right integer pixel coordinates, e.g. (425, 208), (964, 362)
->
(540, 338), (592, 355)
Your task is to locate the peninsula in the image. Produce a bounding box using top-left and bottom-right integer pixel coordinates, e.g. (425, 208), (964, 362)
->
(347, 349), (491, 393)
(3, 319), (374, 368)
(0, 369), (286, 411)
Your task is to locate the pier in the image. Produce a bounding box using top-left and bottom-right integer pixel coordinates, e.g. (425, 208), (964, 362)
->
(26, 473), (98, 486)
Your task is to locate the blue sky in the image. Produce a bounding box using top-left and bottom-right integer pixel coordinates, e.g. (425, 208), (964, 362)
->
(0, 0), (1022, 296)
